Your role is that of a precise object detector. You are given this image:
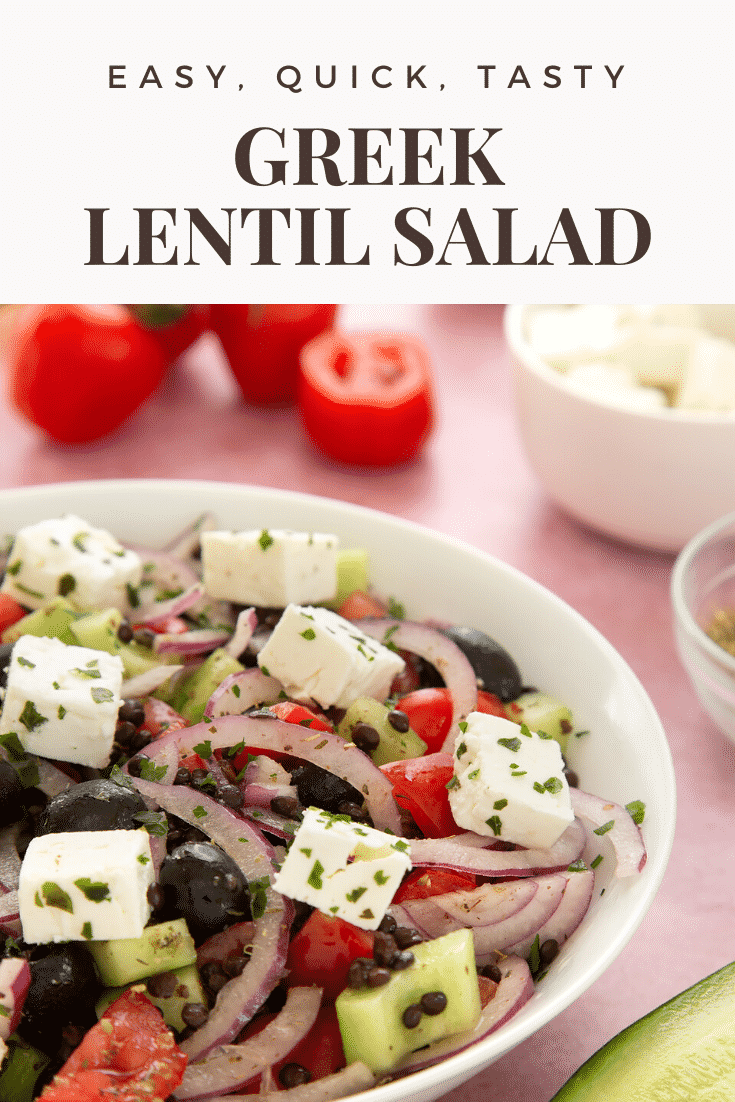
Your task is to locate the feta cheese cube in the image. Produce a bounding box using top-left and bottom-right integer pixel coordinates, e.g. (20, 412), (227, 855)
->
(201, 529), (339, 608)
(18, 829), (154, 943)
(565, 364), (668, 412)
(448, 712), (574, 849)
(256, 604), (405, 709)
(526, 306), (631, 370)
(1, 515), (142, 612)
(676, 335), (735, 412)
(273, 807), (412, 930)
(0, 635), (124, 769)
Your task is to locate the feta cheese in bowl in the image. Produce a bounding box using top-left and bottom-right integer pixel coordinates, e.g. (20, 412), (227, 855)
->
(505, 305), (735, 553)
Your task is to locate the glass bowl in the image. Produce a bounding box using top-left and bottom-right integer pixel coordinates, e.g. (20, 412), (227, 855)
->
(672, 511), (735, 741)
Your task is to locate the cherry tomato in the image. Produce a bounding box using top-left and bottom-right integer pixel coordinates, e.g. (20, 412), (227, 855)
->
(128, 304), (211, 362)
(6, 305), (168, 444)
(298, 331), (435, 467)
(143, 698), (188, 739)
(0, 594), (27, 636)
(337, 590), (389, 620)
(38, 988), (187, 1101)
(211, 304), (337, 405)
(475, 689), (507, 717)
(286, 912), (374, 1003)
(267, 701), (333, 731)
(380, 753), (459, 838)
(396, 688), (453, 755)
(393, 867), (477, 903)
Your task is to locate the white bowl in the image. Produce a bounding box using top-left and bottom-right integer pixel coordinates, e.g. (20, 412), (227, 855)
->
(0, 480), (676, 1102)
(505, 305), (735, 554)
(672, 510), (735, 742)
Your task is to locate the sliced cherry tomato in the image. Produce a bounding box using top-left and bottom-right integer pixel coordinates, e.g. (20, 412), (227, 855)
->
(0, 594), (27, 636)
(180, 752), (208, 773)
(396, 688), (453, 755)
(380, 753), (459, 838)
(298, 331), (435, 467)
(337, 590), (388, 621)
(143, 698), (188, 739)
(476, 689), (507, 717)
(6, 305), (168, 444)
(286, 912), (374, 1003)
(393, 867), (477, 903)
(133, 615), (189, 636)
(39, 988), (187, 1101)
(128, 304), (211, 362)
(267, 701), (333, 732)
(211, 304), (337, 405)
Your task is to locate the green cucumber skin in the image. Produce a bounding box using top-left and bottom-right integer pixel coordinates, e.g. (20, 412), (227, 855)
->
(551, 961), (735, 1100)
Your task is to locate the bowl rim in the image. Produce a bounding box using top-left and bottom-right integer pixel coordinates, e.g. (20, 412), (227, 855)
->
(671, 508), (735, 677)
(0, 478), (677, 1102)
(504, 304), (735, 426)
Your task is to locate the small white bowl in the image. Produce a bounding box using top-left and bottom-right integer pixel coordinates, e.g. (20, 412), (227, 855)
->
(672, 511), (735, 742)
(0, 479), (675, 1102)
(504, 305), (735, 554)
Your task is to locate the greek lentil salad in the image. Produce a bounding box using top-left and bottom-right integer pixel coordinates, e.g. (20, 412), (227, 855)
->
(0, 513), (647, 1101)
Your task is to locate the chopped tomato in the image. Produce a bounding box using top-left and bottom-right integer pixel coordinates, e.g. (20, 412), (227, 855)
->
(476, 689), (507, 718)
(0, 594), (27, 636)
(134, 615), (189, 635)
(268, 701), (333, 732)
(143, 698), (188, 738)
(393, 868), (477, 904)
(180, 752), (209, 773)
(396, 688), (453, 755)
(380, 753), (459, 838)
(298, 331), (435, 466)
(39, 988), (187, 1101)
(337, 590), (388, 620)
(211, 304), (337, 405)
(286, 912), (374, 1003)
(239, 1005), (346, 1091)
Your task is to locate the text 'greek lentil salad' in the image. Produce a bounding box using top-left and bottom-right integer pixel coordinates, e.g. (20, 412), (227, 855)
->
(0, 513), (647, 1101)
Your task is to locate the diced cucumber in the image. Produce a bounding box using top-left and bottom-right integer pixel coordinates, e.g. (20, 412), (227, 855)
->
(70, 607), (170, 680)
(324, 549), (370, 609)
(87, 919), (197, 987)
(505, 690), (574, 753)
(337, 697), (427, 766)
(96, 963), (206, 1034)
(335, 928), (480, 1075)
(167, 647), (244, 723)
(1, 597), (79, 646)
(0, 1035), (49, 1102)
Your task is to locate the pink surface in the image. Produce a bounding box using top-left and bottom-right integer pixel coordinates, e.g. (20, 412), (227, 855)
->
(1, 303), (732, 1099)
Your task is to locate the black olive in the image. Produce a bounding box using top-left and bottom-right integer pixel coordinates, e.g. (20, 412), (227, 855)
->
(19, 944), (101, 1054)
(290, 762), (363, 813)
(158, 841), (250, 941)
(0, 759), (27, 828)
(0, 641), (15, 690)
(37, 778), (147, 835)
(440, 626), (523, 702)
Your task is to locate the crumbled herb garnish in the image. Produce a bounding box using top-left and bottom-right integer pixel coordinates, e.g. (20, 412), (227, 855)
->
(133, 810), (168, 837)
(249, 876), (270, 920)
(308, 860), (324, 890)
(232, 684), (241, 699)
(258, 529), (274, 551)
(359, 908), (375, 920)
(300, 847), (312, 857)
(445, 774), (460, 790)
(593, 820), (615, 836)
(155, 587), (185, 602)
(510, 770), (527, 777)
(458, 721), (468, 734)
(544, 777), (563, 793)
(260, 665), (270, 677)
(519, 723), (533, 738)
(108, 764), (135, 789)
(91, 687), (114, 704)
(58, 705), (66, 720)
(625, 800), (646, 825)
(17, 657), (35, 669)
(485, 815), (502, 836)
(41, 882), (73, 913)
(58, 573), (76, 596)
(14, 583), (45, 599)
(468, 768), (480, 780)
(72, 532), (89, 552)
(81, 922), (93, 940)
(74, 878), (111, 903)
(193, 805), (207, 819)
(387, 597), (406, 620)
(6, 560), (21, 575)
(138, 854), (150, 865)
(71, 667), (101, 679)
(381, 624), (400, 652)
(528, 935), (541, 974)
(300, 628), (316, 641)
(567, 858), (588, 872)
(533, 781), (546, 794)
(374, 870), (389, 885)
(498, 737), (521, 753)
(19, 700), (47, 732)
(575, 730), (590, 738)
(456, 741), (467, 758)
(346, 886), (367, 902)
(192, 740), (213, 759)
(536, 730), (553, 739)
(590, 854), (603, 869)
(493, 798), (508, 810)
(391, 840), (410, 853)
(126, 583), (140, 608)
(138, 760), (168, 783)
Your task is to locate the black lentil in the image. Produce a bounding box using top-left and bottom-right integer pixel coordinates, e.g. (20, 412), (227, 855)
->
(480, 963), (502, 984)
(420, 991), (447, 1015)
(352, 723), (380, 754)
(402, 1004), (423, 1029)
(147, 971), (178, 998)
(174, 767), (192, 786)
(366, 966), (392, 988)
(391, 950), (415, 971)
(117, 621), (134, 644)
(270, 796), (302, 820)
(118, 698), (145, 727)
(181, 1002), (209, 1028)
(394, 926), (423, 949)
(387, 710), (410, 733)
(279, 1064), (311, 1088)
(539, 939), (560, 967)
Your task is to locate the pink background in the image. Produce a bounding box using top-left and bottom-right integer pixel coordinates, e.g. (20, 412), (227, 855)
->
(1, 303), (733, 1100)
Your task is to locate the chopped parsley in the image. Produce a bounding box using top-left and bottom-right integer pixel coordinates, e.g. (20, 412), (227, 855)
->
(567, 858), (588, 872)
(374, 870), (389, 885)
(91, 687), (114, 704)
(456, 741), (467, 758)
(346, 886), (367, 902)
(593, 820), (615, 836)
(590, 854), (604, 869)
(41, 882), (73, 913)
(258, 529), (274, 551)
(192, 740), (213, 759)
(133, 810), (168, 837)
(126, 583), (140, 609)
(493, 798), (508, 810)
(192, 805), (207, 819)
(386, 597), (406, 620)
(485, 815), (503, 836)
(300, 628), (316, 641)
(498, 737), (521, 753)
(307, 860), (325, 890)
(19, 700), (48, 732)
(72, 532), (89, 553)
(71, 667), (101, 679)
(138, 760), (168, 783)
(74, 878), (111, 903)
(625, 800), (646, 825)
(81, 922), (93, 940)
(16, 657), (35, 669)
(249, 876), (270, 920)
(6, 560), (21, 575)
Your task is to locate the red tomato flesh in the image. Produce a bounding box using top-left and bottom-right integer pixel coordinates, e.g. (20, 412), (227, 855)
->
(286, 912), (374, 1003)
(380, 753), (460, 838)
(0, 594), (27, 636)
(393, 867), (477, 903)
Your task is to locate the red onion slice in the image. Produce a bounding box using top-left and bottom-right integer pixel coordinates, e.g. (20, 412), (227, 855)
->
(196, 922), (257, 971)
(408, 818), (586, 877)
(36, 759), (75, 799)
(138, 582), (207, 626)
(504, 867), (594, 959)
(242, 755), (298, 809)
(174, 986), (322, 1100)
(224, 608), (258, 659)
(392, 955), (534, 1076)
(128, 779), (293, 1062)
(198, 1063), (376, 1102)
(154, 629), (231, 656)
(121, 664), (185, 699)
(206, 669), (285, 720)
(358, 620), (478, 746)
(161, 513), (216, 560)
(0, 957), (30, 1040)
(570, 788), (647, 877)
(139, 715), (403, 836)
